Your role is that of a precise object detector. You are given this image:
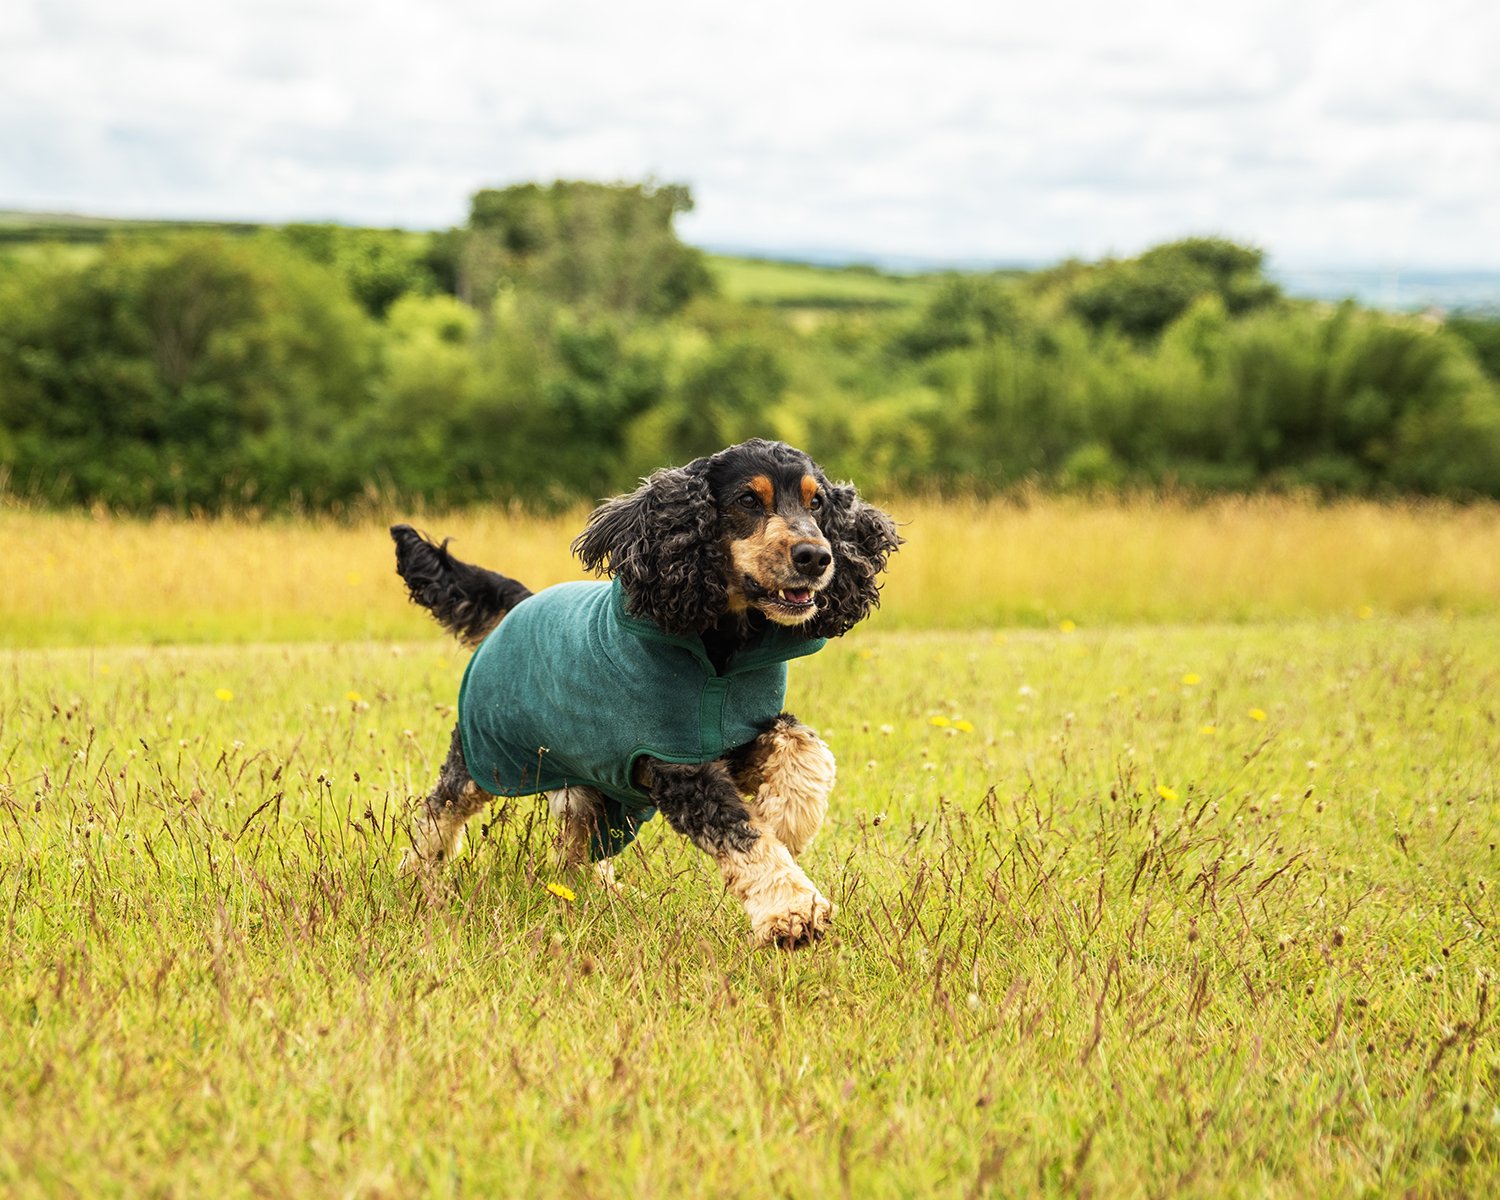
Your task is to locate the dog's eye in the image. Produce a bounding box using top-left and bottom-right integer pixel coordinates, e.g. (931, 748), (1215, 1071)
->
(737, 492), (761, 511)
(808, 493), (823, 511)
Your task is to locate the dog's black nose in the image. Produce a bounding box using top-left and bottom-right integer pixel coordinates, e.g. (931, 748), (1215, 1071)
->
(791, 541), (833, 577)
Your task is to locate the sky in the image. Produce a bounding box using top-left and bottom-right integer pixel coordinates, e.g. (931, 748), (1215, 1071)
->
(2, 0), (1497, 269)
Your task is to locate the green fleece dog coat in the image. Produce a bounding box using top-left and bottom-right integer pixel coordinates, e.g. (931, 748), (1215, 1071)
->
(457, 579), (825, 859)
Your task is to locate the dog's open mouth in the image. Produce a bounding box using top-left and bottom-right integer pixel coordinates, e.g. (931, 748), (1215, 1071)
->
(743, 577), (819, 622)
(759, 585), (817, 621)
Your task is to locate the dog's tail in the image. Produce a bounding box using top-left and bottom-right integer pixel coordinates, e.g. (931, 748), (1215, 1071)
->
(390, 524), (534, 648)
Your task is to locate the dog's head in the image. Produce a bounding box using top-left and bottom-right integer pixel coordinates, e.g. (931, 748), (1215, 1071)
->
(572, 439), (900, 638)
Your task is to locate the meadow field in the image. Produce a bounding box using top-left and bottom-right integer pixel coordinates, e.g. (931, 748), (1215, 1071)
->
(707, 255), (943, 309)
(2, 498), (1498, 1197)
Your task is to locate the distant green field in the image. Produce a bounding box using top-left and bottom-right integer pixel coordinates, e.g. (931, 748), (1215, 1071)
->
(0, 210), (263, 244)
(707, 254), (946, 309)
(0, 210), (952, 310)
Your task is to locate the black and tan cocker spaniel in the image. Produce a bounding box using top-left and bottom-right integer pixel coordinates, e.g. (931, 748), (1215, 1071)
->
(391, 439), (899, 947)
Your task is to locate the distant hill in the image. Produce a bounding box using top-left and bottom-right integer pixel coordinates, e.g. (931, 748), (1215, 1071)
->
(0, 210), (264, 243)
(6, 209), (1498, 314)
(0, 210), (951, 312)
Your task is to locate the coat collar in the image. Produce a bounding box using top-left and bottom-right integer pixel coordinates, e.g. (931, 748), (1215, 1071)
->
(609, 578), (825, 677)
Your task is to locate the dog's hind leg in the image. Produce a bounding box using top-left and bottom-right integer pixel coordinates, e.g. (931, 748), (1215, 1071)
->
(399, 726), (493, 876)
(729, 714), (836, 859)
(545, 785), (622, 890)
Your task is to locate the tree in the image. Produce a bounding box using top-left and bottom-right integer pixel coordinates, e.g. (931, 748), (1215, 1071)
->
(1065, 237), (1281, 340)
(895, 275), (1022, 358)
(459, 180), (713, 317)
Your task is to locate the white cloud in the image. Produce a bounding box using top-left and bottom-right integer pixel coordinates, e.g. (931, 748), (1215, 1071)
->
(1, 0), (1496, 266)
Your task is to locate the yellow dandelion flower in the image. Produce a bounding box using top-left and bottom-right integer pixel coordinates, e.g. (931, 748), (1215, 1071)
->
(1182, 673), (1201, 686)
(953, 720), (975, 733)
(858, 648), (875, 661)
(346, 571), (363, 586)
(928, 715), (951, 728)
(1199, 724), (1218, 735)
(437, 657), (451, 670)
(1356, 605), (1374, 621)
(1157, 785), (1179, 802)
(545, 882), (576, 903)
(1248, 708), (1267, 722)
(99, 664), (111, 675)
(345, 691), (363, 704)
(214, 688), (234, 702)
(1059, 619), (1076, 633)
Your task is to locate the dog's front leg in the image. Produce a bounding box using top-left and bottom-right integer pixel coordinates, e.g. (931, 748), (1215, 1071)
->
(728, 714), (835, 859)
(545, 785), (624, 892)
(643, 758), (834, 948)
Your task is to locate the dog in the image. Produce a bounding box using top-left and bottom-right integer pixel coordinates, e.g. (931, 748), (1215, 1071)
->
(391, 439), (899, 947)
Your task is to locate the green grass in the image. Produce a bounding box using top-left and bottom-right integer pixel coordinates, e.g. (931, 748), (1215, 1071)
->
(3, 618), (1496, 1196)
(707, 254), (945, 309)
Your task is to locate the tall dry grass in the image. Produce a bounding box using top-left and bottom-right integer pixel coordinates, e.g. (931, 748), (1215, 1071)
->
(887, 493), (1500, 626)
(5, 494), (1500, 645)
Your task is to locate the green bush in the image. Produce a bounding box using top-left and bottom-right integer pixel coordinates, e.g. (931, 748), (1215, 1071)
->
(4, 216), (1500, 511)
(0, 237), (373, 510)
(1443, 312), (1500, 381)
(275, 224), (440, 316)
(1062, 237), (1281, 340)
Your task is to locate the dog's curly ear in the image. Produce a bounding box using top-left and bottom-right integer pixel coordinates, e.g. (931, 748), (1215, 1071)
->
(572, 461), (726, 635)
(805, 484), (902, 639)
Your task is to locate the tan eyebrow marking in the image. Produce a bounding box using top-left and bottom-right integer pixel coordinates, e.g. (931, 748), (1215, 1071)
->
(800, 475), (819, 507)
(748, 475), (774, 507)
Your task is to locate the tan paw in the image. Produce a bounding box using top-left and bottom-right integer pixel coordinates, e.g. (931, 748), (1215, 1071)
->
(396, 846), (432, 878)
(750, 887), (836, 949)
(398, 811), (464, 878)
(592, 858), (627, 896)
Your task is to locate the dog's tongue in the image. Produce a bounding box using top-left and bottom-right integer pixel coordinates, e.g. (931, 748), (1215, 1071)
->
(781, 588), (813, 604)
